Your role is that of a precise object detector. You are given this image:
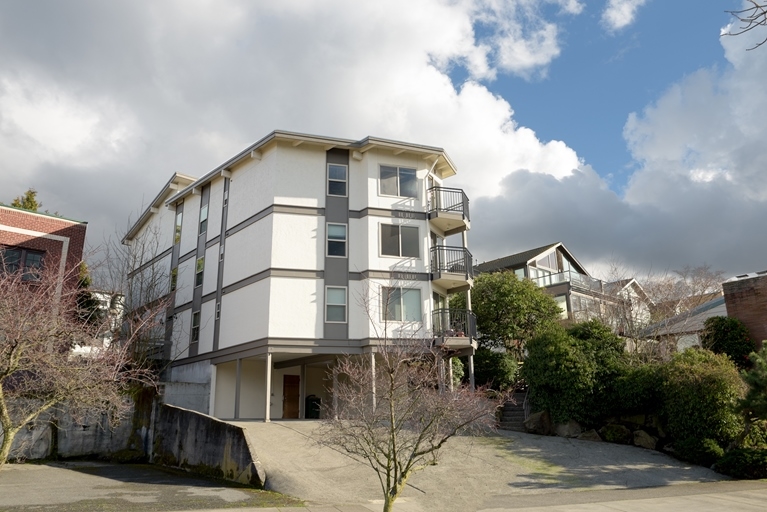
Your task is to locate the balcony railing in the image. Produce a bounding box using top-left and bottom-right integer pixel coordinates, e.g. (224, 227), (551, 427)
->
(432, 308), (477, 338)
(430, 246), (474, 278)
(530, 270), (604, 293)
(428, 186), (470, 222)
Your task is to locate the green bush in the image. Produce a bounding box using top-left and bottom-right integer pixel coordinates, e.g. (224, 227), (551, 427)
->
(522, 325), (596, 424)
(568, 320), (626, 420)
(700, 316), (755, 369)
(662, 349), (745, 447)
(451, 357), (465, 389)
(473, 348), (517, 391)
(716, 448), (767, 479)
(613, 363), (664, 417)
(674, 437), (724, 467)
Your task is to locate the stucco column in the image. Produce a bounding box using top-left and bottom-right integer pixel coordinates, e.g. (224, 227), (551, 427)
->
(299, 364), (306, 419)
(208, 364), (217, 416)
(468, 354), (475, 391)
(448, 357), (454, 392)
(264, 353), (272, 422)
(234, 359), (242, 420)
(370, 352), (376, 411)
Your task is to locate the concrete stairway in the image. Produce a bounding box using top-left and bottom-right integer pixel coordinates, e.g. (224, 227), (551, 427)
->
(498, 391), (527, 432)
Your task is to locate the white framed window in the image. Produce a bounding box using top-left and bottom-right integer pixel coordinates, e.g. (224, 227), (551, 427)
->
(380, 165), (417, 198)
(195, 257), (204, 287)
(199, 204), (209, 235)
(325, 286), (347, 323)
(383, 287), (422, 322)
(327, 163), (348, 197)
(191, 311), (200, 342)
(380, 224), (419, 258)
(327, 223), (347, 258)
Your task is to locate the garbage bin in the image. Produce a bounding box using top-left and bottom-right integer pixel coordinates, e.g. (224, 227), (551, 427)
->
(305, 395), (321, 419)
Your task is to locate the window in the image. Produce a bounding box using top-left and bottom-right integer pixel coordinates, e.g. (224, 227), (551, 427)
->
(327, 223), (347, 257)
(383, 287), (422, 322)
(174, 210), (183, 244)
(380, 165), (417, 198)
(327, 163), (347, 196)
(1, 247), (44, 281)
(380, 225), (419, 257)
(199, 204), (208, 235)
(191, 311), (200, 342)
(195, 257), (204, 287)
(170, 267), (178, 292)
(325, 287), (347, 323)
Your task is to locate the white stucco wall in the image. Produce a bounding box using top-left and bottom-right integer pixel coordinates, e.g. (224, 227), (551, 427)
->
(214, 361), (236, 418)
(198, 299), (216, 355)
(203, 243), (219, 295)
(219, 280), (269, 348)
(179, 193), (201, 257)
(267, 277), (323, 339)
(271, 213), (322, 270)
(238, 358), (266, 419)
(171, 308), (192, 360)
(174, 257), (196, 307)
(273, 143), (325, 207)
(227, 148), (276, 228)
(222, 219), (272, 287)
(206, 177), (225, 239)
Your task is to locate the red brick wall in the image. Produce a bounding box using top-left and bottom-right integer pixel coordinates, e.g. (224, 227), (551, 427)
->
(724, 274), (767, 350)
(0, 206), (87, 280)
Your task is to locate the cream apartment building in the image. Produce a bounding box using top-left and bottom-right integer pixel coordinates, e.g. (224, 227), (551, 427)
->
(124, 131), (476, 421)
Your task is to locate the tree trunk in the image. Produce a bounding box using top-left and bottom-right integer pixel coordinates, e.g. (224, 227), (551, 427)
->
(0, 426), (20, 468)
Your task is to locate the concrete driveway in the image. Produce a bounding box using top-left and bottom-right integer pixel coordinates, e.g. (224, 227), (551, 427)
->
(233, 421), (728, 512)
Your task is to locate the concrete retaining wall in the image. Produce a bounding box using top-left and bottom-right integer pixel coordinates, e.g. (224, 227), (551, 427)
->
(4, 408), (138, 462)
(151, 404), (265, 486)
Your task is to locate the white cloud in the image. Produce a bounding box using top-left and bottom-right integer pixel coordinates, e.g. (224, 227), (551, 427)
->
(0, 0), (764, 276)
(601, 0), (649, 32)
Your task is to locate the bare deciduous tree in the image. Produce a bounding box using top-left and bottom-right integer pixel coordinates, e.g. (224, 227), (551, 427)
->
(318, 283), (504, 512)
(724, 1), (767, 49)
(0, 263), (162, 466)
(319, 341), (501, 512)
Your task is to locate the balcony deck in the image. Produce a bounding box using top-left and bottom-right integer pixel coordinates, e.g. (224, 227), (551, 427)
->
(430, 245), (473, 293)
(428, 186), (470, 235)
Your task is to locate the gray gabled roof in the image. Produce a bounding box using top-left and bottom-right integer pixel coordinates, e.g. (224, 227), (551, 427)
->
(476, 242), (589, 276)
(645, 296), (727, 337)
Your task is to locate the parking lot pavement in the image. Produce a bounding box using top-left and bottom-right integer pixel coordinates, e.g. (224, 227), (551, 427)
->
(0, 461), (301, 511)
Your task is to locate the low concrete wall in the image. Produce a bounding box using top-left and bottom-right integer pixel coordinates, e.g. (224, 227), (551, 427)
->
(5, 409), (137, 462)
(151, 404), (265, 487)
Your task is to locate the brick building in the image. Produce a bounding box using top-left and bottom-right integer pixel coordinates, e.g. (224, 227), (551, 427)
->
(723, 271), (767, 350)
(0, 205), (87, 285)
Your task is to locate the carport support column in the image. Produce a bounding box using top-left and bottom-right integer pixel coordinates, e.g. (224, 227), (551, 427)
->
(299, 364), (306, 419)
(468, 355), (475, 391)
(234, 359), (241, 420)
(264, 353), (272, 422)
(466, 278), (475, 391)
(448, 358), (454, 392)
(370, 352), (376, 411)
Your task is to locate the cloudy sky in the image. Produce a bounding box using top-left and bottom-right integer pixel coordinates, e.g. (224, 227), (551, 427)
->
(1, 0), (764, 278)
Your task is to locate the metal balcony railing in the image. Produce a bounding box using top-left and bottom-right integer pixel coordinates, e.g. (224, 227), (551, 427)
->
(430, 246), (474, 278)
(432, 308), (477, 338)
(428, 186), (470, 221)
(530, 270), (604, 293)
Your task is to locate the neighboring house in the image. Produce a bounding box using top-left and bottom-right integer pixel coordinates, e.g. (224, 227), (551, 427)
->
(124, 130), (476, 421)
(476, 242), (650, 334)
(0, 205), (87, 293)
(644, 295), (728, 352)
(723, 270), (767, 350)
